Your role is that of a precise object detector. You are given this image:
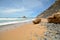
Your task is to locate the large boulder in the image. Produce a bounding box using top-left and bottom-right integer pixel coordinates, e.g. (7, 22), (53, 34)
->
(32, 18), (41, 24)
(48, 13), (60, 24)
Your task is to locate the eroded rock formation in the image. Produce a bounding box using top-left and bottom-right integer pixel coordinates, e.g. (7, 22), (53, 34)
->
(33, 0), (60, 24)
(48, 12), (60, 24)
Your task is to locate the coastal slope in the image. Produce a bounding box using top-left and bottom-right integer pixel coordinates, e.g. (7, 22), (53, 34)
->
(37, 0), (60, 18)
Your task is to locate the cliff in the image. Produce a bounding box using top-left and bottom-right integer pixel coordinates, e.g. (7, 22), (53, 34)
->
(37, 0), (60, 18)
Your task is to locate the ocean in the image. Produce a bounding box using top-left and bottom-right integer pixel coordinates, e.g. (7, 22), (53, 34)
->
(0, 18), (34, 26)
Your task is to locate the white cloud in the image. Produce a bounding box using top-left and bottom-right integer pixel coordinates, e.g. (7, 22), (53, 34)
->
(0, 7), (28, 13)
(0, 7), (34, 17)
(23, 0), (43, 8)
(12, 0), (44, 9)
(0, 0), (44, 14)
(0, 0), (45, 17)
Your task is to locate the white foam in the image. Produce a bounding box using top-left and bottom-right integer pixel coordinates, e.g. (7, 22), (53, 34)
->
(0, 19), (35, 26)
(0, 18), (18, 20)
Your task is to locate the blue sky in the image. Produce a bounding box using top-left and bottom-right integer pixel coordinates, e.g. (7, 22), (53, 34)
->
(0, 0), (55, 17)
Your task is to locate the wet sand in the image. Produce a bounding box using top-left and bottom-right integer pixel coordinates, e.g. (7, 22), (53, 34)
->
(0, 21), (47, 40)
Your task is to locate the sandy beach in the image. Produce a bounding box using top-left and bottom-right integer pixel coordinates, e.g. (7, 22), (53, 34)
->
(0, 19), (47, 40)
(0, 0), (60, 40)
(0, 18), (60, 40)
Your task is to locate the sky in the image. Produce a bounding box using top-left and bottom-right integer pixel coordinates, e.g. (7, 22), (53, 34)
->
(0, 0), (55, 17)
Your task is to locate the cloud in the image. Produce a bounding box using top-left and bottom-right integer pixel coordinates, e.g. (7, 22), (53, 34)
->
(0, 7), (28, 13)
(0, 7), (34, 17)
(23, 0), (43, 9)
(6, 0), (44, 9)
(0, 0), (51, 17)
(0, 0), (44, 14)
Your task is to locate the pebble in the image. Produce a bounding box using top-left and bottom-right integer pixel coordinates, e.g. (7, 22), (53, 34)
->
(43, 23), (60, 40)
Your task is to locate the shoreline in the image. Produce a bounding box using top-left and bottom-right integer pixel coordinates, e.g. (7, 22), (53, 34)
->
(0, 19), (35, 26)
(0, 19), (35, 31)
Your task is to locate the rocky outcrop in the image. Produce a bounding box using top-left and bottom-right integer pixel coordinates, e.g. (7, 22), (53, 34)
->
(37, 0), (60, 18)
(48, 13), (60, 24)
(22, 16), (26, 18)
(33, 0), (60, 24)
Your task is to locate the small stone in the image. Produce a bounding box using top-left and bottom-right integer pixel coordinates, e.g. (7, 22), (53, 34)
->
(44, 38), (47, 40)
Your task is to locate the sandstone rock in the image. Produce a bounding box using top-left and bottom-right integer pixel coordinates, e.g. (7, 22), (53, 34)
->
(32, 18), (41, 24)
(54, 13), (60, 18)
(48, 13), (60, 24)
(48, 16), (54, 19)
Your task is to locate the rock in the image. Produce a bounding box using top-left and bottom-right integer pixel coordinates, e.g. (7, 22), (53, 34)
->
(54, 13), (60, 18)
(32, 18), (41, 24)
(22, 16), (26, 18)
(37, 0), (60, 18)
(48, 13), (60, 24)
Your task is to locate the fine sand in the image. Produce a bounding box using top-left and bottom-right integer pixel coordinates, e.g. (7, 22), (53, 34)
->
(0, 19), (47, 40)
(0, 18), (60, 40)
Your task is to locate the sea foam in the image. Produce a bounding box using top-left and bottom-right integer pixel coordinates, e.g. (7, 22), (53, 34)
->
(0, 18), (35, 26)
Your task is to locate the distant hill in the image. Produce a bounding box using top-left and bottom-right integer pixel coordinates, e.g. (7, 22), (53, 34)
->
(37, 0), (60, 18)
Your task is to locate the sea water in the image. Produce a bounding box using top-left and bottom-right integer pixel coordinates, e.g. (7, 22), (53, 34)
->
(0, 18), (34, 25)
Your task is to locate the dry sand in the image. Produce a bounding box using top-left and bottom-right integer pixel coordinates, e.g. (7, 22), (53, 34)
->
(0, 21), (47, 40)
(0, 18), (60, 40)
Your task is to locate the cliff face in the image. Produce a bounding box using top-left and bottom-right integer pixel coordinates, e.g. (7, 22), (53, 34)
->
(37, 0), (60, 18)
